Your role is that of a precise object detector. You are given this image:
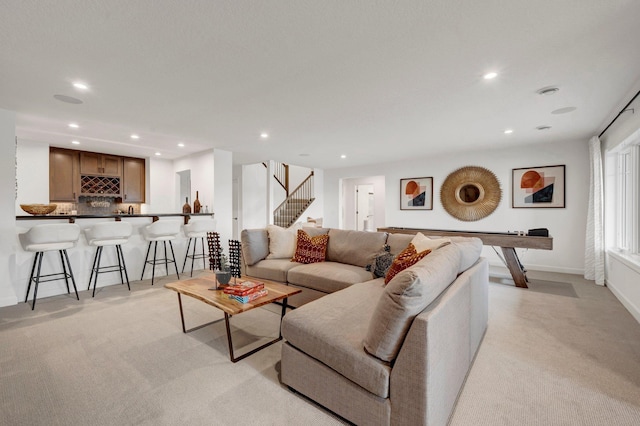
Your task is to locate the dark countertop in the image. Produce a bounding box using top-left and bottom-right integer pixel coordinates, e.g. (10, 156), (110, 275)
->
(16, 212), (214, 224)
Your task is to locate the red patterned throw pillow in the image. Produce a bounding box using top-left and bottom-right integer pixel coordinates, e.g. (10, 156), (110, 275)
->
(384, 243), (431, 284)
(291, 230), (329, 264)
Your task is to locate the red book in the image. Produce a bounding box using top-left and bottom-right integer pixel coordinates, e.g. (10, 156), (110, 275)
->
(222, 280), (265, 296)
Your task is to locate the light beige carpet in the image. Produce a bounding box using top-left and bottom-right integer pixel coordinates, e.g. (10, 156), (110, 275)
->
(1, 269), (639, 425)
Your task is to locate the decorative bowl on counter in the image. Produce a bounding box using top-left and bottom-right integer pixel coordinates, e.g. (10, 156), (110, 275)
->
(20, 203), (57, 215)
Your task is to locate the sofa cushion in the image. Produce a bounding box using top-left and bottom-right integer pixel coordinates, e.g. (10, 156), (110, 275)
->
(287, 262), (374, 294)
(245, 259), (301, 283)
(282, 279), (392, 398)
(292, 230), (329, 264)
(326, 229), (388, 267)
(450, 237), (483, 273)
(384, 243), (431, 284)
(240, 229), (269, 266)
(266, 224), (300, 259)
(411, 232), (451, 252)
(364, 243), (462, 362)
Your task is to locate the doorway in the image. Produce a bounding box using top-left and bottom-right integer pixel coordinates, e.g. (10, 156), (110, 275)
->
(356, 184), (375, 231)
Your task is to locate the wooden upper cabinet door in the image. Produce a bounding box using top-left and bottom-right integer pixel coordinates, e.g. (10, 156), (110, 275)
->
(101, 155), (122, 176)
(79, 152), (101, 175)
(122, 157), (145, 202)
(79, 152), (122, 176)
(50, 148), (79, 201)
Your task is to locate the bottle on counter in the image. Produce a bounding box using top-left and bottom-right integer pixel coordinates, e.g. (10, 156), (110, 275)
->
(204, 205), (209, 213)
(182, 197), (191, 214)
(193, 191), (201, 213)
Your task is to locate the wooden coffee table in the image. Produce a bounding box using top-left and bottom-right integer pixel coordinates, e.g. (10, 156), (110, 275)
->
(165, 274), (300, 362)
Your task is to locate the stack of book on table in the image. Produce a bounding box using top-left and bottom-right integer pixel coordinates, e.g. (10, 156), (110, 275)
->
(223, 280), (268, 303)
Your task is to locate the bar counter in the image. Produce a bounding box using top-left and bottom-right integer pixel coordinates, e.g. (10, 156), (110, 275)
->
(17, 212), (214, 224)
(15, 213), (217, 305)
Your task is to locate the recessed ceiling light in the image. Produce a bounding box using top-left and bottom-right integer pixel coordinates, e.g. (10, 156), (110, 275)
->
(483, 72), (498, 80)
(536, 125), (552, 131)
(53, 94), (83, 104)
(551, 107), (577, 115)
(71, 140), (80, 145)
(177, 143), (185, 147)
(537, 87), (559, 96)
(68, 123), (79, 129)
(341, 154), (346, 159)
(299, 153), (309, 157)
(130, 134), (140, 139)
(260, 133), (269, 139)
(504, 129), (513, 134)
(155, 152), (161, 156)
(73, 82), (88, 90)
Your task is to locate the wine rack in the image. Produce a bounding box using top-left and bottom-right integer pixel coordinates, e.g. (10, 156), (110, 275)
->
(80, 175), (121, 196)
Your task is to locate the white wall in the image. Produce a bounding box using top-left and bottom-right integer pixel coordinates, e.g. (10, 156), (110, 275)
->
(324, 139), (590, 274)
(145, 157), (175, 213)
(15, 139), (49, 215)
(173, 149), (215, 213)
(213, 149), (233, 246)
(0, 109), (18, 306)
(241, 163), (268, 229)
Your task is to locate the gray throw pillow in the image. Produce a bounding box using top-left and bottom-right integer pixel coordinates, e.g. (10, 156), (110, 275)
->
(366, 245), (393, 278)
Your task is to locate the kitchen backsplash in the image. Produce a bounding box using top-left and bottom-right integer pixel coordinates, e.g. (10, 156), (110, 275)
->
(53, 196), (141, 215)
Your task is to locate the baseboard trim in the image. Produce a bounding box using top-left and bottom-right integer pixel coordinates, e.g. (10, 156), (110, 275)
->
(607, 280), (640, 324)
(488, 260), (583, 276)
(0, 295), (18, 308)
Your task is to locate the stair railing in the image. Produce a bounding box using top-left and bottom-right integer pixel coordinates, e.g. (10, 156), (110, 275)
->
(274, 171), (315, 228)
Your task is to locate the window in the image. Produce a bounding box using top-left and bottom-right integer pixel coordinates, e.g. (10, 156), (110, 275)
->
(610, 144), (639, 255)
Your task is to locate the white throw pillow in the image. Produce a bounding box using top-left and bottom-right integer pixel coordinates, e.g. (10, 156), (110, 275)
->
(411, 232), (451, 253)
(266, 224), (300, 259)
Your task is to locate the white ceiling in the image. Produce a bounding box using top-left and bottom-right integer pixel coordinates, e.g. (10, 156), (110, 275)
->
(2, 0), (640, 168)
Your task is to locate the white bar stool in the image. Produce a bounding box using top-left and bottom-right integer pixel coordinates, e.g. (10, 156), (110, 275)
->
(182, 219), (217, 277)
(19, 223), (81, 310)
(84, 221), (133, 297)
(141, 219), (181, 285)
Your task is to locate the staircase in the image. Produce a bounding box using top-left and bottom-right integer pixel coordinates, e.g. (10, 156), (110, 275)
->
(270, 162), (315, 228)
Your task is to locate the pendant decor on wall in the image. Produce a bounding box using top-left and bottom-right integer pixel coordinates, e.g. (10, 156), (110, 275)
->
(440, 166), (501, 221)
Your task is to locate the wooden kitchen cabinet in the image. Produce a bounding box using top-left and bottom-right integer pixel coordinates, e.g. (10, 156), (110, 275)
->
(80, 152), (122, 176)
(49, 148), (79, 201)
(122, 157), (146, 202)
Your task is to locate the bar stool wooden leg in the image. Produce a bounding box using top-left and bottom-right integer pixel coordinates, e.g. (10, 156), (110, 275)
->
(189, 238), (197, 277)
(169, 241), (180, 279)
(181, 238), (193, 273)
(25, 252), (39, 303)
(59, 251), (71, 294)
(141, 242), (151, 280)
(117, 245), (131, 290)
(63, 249), (80, 301)
(92, 247), (103, 297)
(151, 242), (158, 285)
(31, 252), (44, 310)
(115, 246), (124, 285)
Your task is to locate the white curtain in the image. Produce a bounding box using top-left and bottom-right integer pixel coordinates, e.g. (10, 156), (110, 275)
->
(584, 136), (605, 285)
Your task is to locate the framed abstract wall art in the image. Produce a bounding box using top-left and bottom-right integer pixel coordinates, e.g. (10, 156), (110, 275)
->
(400, 177), (433, 210)
(512, 165), (565, 208)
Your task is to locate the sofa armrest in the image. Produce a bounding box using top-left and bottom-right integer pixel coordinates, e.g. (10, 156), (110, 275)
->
(390, 258), (488, 426)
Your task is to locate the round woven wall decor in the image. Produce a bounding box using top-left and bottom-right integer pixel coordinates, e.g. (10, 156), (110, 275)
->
(440, 166), (501, 221)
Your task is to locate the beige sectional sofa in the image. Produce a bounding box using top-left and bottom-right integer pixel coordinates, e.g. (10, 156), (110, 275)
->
(240, 227), (489, 425)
